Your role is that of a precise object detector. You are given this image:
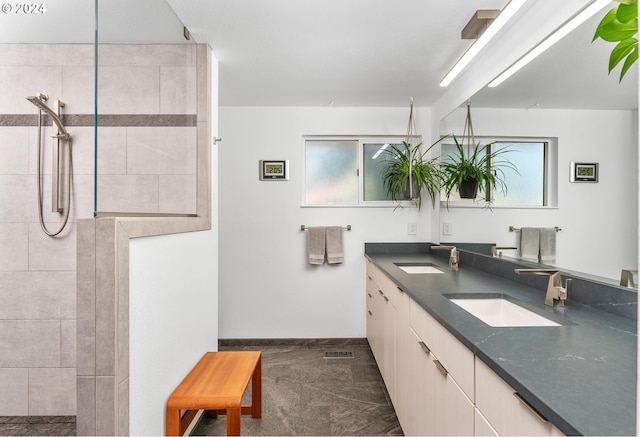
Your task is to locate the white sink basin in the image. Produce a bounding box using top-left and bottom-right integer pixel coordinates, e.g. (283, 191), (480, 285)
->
(394, 263), (444, 274)
(448, 297), (561, 327)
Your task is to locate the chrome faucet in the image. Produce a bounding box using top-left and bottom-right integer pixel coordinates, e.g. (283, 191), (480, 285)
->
(431, 245), (458, 271)
(515, 269), (572, 307)
(491, 246), (518, 258)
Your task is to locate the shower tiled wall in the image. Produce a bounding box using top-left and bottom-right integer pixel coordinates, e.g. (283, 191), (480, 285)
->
(0, 43), (198, 416)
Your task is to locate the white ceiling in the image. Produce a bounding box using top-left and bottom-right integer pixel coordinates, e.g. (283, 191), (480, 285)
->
(168, 0), (639, 109)
(1, 0), (637, 110)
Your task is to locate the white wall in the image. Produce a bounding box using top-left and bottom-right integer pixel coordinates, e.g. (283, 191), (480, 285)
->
(439, 107), (638, 280)
(218, 106), (434, 339)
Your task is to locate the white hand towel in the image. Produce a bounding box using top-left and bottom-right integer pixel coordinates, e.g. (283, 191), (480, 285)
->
(325, 226), (344, 265)
(520, 227), (540, 262)
(539, 227), (556, 264)
(307, 226), (326, 265)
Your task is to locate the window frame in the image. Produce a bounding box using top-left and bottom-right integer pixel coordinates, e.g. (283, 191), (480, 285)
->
(438, 135), (558, 209)
(302, 135), (424, 208)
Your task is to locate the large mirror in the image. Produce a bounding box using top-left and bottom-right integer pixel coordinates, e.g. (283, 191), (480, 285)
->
(439, 10), (638, 287)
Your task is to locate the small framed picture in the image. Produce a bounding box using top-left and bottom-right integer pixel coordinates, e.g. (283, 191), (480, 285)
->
(259, 160), (289, 180)
(570, 162), (598, 182)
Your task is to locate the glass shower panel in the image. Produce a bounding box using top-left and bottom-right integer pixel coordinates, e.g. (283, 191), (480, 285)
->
(95, 1), (198, 216)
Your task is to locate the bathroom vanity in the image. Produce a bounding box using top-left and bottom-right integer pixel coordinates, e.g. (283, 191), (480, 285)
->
(365, 243), (636, 436)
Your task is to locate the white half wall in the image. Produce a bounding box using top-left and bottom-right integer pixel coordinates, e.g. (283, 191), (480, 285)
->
(218, 106), (434, 339)
(129, 228), (218, 436)
(439, 107), (638, 280)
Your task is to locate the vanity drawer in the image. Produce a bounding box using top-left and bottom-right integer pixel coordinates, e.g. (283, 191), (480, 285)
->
(475, 357), (563, 436)
(409, 298), (474, 401)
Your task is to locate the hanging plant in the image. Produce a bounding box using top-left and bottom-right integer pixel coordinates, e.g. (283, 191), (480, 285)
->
(439, 102), (518, 208)
(592, 0), (638, 82)
(381, 139), (445, 210)
(380, 97), (445, 210)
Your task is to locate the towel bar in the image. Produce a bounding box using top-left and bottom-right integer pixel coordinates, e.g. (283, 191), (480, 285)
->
(300, 225), (351, 231)
(509, 226), (561, 232)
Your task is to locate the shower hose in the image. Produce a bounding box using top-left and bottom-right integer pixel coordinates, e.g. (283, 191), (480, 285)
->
(36, 110), (73, 237)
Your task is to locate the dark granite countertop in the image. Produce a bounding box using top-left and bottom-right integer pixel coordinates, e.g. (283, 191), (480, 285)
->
(365, 245), (637, 436)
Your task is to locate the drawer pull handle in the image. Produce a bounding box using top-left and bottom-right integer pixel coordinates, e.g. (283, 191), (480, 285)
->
(396, 286), (404, 293)
(383, 295), (389, 302)
(433, 359), (448, 376)
(367, 310), (372, 316)
(418, 341), (430, 355)
(368, 292), (372, 298)
(367, 275), (372, 280)
(378, 289), (384, 296)
(513, 392), (548, 424)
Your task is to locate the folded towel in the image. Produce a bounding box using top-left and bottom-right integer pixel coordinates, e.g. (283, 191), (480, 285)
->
(307, 226), (326, 265)
(520, 227), (540, 262)
(539, 228), (556, 264)
(326, 226), (344, 264)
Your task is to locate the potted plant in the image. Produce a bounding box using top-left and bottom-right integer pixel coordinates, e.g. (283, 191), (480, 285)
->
(440, 134), (517, 205)
(381, 136), (448, 210)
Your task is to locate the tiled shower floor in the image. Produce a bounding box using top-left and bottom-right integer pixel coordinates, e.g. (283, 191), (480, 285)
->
(0, 416), (75, 436)
(193, 339), (403, 436)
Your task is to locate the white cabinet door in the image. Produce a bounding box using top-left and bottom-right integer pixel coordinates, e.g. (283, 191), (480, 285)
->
(475, 357), (564, 436)
(394, 285), (411, 430)
(404, 327), (432, 436)
(365, 260), (396, 399)
(475, 408), (499, 436)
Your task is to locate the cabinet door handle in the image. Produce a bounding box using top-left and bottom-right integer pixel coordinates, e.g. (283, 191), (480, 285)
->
(367, 275), (373, 280)
(513, 392), (548, 424)
(383, 295), (389, 302)
(378, 289), (384, 296)
(368, 292), (372, 298)
(433, 359), (448, 376)
(418, 341), (430, 355)
(367, 310), (372, 316)
(396, 286), (404, 293)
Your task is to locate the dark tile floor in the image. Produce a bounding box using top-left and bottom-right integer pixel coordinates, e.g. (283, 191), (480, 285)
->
(193, 339), (403, 436)
(0, 339), (401, 437)
(0, 416), (75, 436)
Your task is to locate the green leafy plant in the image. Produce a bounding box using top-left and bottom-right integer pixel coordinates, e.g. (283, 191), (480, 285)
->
(381, 137), (448, 211)
(440, 134), (518, 207)
(593, 0), (638, 81)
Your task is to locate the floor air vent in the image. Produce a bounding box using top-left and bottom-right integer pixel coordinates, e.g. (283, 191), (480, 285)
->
(323, 351), (354, 359)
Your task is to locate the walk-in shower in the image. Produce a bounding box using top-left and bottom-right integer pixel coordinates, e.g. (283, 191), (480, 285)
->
(26, 93), (73, 236)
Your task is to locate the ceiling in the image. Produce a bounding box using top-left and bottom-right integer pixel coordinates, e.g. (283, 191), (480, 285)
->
(1, 0), (637, 109)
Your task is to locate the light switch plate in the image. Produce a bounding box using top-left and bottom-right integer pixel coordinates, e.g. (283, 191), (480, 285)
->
(443, 222), (452, 236)
(408, 222), (417, 235)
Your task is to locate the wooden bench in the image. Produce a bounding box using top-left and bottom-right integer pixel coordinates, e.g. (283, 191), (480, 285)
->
(166, 351), (262, 436)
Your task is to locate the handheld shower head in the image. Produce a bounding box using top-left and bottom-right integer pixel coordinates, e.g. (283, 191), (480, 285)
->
(27, 95), (69, 139)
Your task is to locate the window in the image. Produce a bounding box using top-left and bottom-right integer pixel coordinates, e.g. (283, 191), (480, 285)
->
(304, 136), (413, 206)
(304, 135), (556, 208)
(440, 137), (553, 207)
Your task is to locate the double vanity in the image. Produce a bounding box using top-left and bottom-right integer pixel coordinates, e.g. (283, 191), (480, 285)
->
(365, 243), (636, 436)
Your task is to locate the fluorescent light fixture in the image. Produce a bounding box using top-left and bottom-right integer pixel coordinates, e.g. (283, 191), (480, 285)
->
(440, 0), (529, 87)
(488, 0), (612, 87)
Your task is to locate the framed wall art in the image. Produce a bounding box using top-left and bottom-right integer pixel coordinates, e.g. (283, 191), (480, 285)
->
(570, 162), (598, 182)
(259, 160), (289, 180)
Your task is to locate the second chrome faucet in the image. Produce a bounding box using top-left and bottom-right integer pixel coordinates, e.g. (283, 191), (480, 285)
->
(515, 269), (572, 307)
(431, 245), (458, 271)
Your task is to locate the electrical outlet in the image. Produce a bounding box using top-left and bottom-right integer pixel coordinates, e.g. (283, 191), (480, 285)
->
(443, 222), (452, 236)
(408, 222), (417, 235)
